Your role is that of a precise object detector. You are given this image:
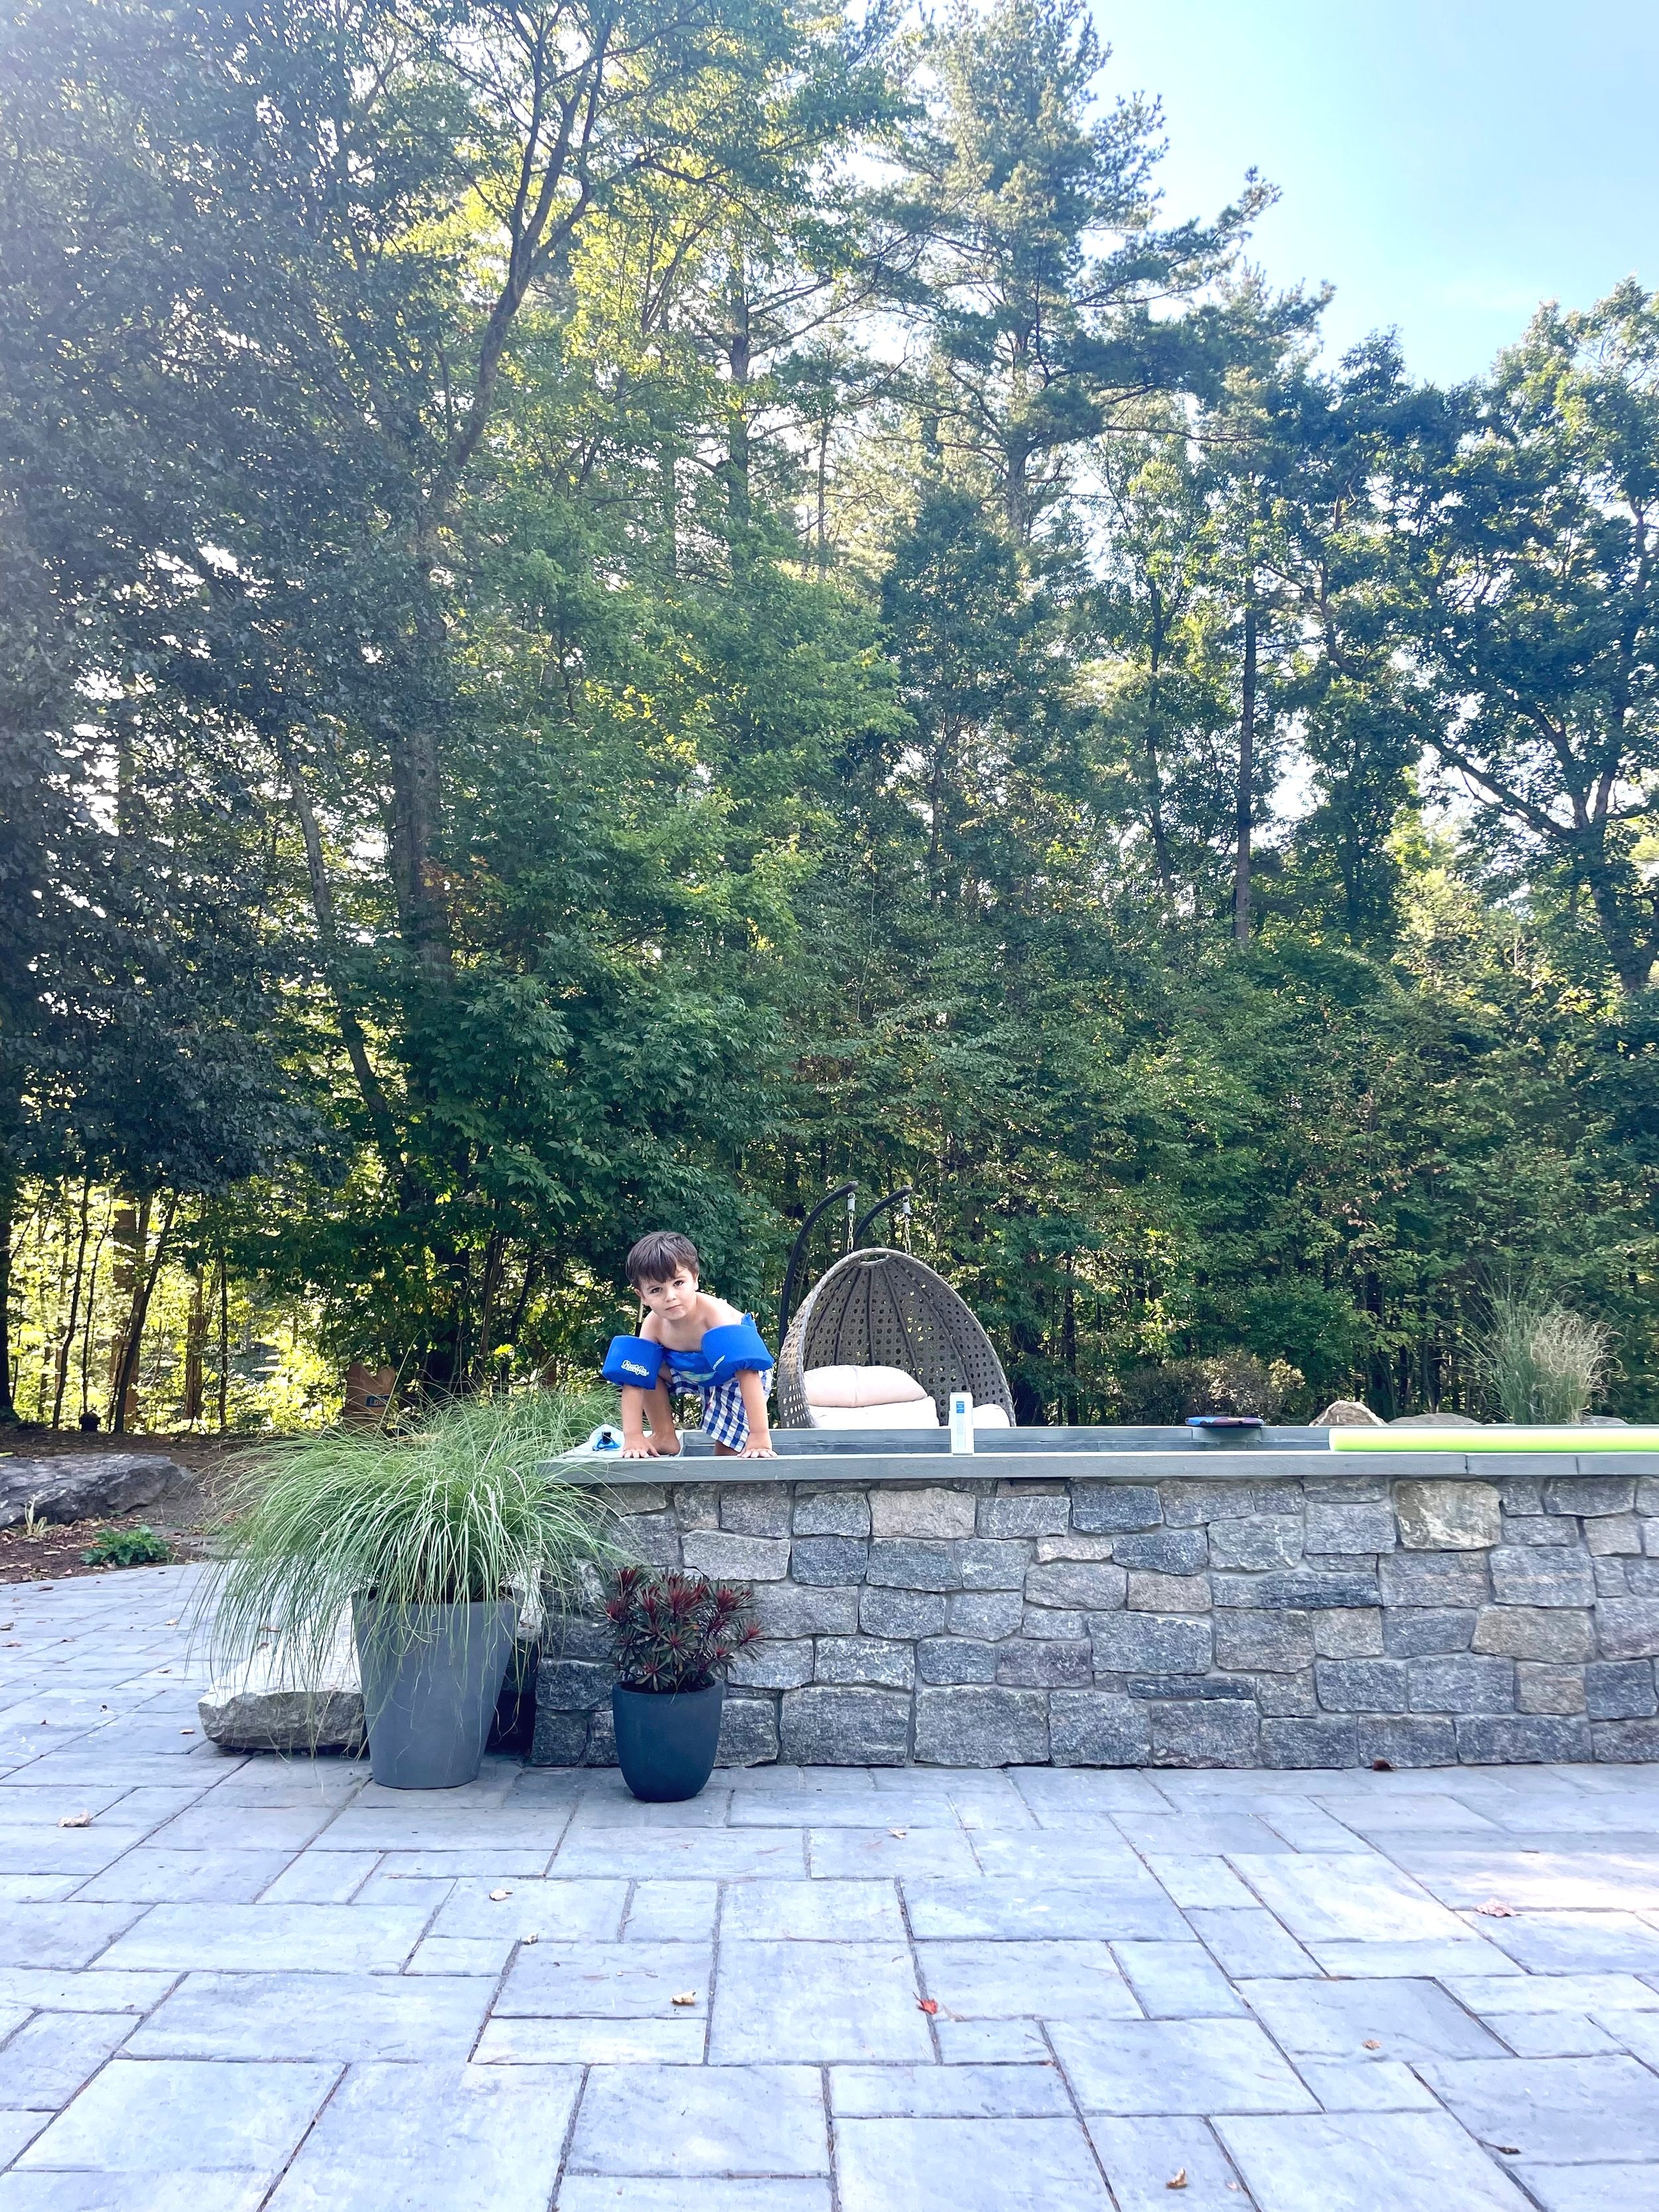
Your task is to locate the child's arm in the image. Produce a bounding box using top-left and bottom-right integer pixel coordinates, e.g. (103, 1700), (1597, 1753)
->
(735, 1366), (775, 1458)
(618, 1380), (681, 1458)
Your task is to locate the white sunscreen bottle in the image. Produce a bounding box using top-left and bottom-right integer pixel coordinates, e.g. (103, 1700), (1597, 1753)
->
(949, 1390), (975, 1453)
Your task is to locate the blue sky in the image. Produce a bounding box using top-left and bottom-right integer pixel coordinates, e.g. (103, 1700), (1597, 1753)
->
(1094, 0), (1658, 385)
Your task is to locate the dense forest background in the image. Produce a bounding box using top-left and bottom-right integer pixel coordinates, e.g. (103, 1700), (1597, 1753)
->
(2, 0), (1656, 1432)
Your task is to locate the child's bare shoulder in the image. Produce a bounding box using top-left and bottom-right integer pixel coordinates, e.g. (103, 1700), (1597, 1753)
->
(701, 1293), (743, 1328)
(640, 1312), (664, 1341)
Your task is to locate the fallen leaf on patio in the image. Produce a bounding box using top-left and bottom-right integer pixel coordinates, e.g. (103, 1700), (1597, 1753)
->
(1166, 2171), (1188, 2191)
(1362, 2038), (1381, 2050)
(522, 1934), (539, 1945)
(917, 1998), (939, 2016)
(180, 1728), (195, 1735)
(1477, 1900), (1518, 1917)
(1494, 2146), (1520, 2156)
(889, 1828), (907, 1839)
(671, 1992), (698, 2007)
(488, 1888), (512, 1901)
(1370, 1757), (1393, 1771)
(165, 1620), (178, 1627)
(58, 1811), (92, 1828)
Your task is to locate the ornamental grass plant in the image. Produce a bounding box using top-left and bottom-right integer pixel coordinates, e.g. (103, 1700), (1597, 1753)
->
(1480, 1290), (1613, 1425)
(200, 1387), (614, 1684)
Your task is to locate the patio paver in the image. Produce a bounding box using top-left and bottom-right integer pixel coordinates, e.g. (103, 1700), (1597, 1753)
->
(5, 1564), (1659, 2205)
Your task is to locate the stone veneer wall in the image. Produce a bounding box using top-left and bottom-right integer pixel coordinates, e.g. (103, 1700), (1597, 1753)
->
(528, 1468), (1659, 1770)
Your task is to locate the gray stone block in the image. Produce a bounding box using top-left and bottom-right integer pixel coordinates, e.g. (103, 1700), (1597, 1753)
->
(1127, 1572), (1212, 1613)
(947, 1589), (1025, 1637)
(870, 1487), (977, 1539)
(1599, 1558), (1637, 1595)
(1313, 1658), (1409, 1712)
(1516, 1662), (1586, 1714)
(1378, 1551), (1490, 1607)
(602, 1481), (670, 1512)
(1356, 1715), (1457, 1767)
(1049, 1691), (1153, 1766)
(719, 1485), (791, 1537)
(1261, 1716), (1359, 1769)
(958, 1540), (1032, 1589)
(1586, 1659), (1658, 1720)
(1394, 1479), (1500, 1550)
(1163, 1479), (1259, 1524)
(791, 1488), (871, 1537)
(1208, 1518), (1303, 1572)
(528, 1708), (588, 1765)
(1597, 1598), (1659, 1659)
(979, 1492), (1070, 1537)
(1587, 1514), (1644, 1555)
(789, 1536), (869, 1585)
(1114, 1529), (1209, 1574)
(755, 1583), (859, 1638)
(1025, 1560), (1127, 1610)
(1501, 1514), (1577, 1546)
(1311, 1609), (1384, 1657)
(859, 1586), (946, 1639)
(1214, 1610), (1313, 1672)
(815, 1637), (915, 1688)
(1305, 1502), (1396, 1554)
(917, 1637), (1001, 1685)
(1455, 1713), (1593, 1763)
(1254, 1672), (1320, 1716)
(914, 1686), (1048, 1765)
(1128, 1675), (1254, 1699)
(1035, 1533), (1117, 1562)
(584, 1704), (617, 1763)
(1546, 1475), (1636, 1517)
(1497, 1475), (1546, 1513)
(1593, 1719), (1659, 1760)
(998, 1640), (1093, 1688)
(716, 1694), (780, 1765)
(1026, 1606), (1088, 1639)
(865, 1538), (961, 1592)
(729, 1638), (814, 1690)
(1150, 1699), (1260, 1768)
(1071, 1483), (1162, 1533)
(1092, 1613), (1212, 1676)
(682, 1531), (791, 1582)
(1213, 1570), (1379, 1610)
(1470, 1605), (1594, 1662)
(613, 1510), (684, 1566)
(535, 1658), (611, 1711)
(1407, 1654), (1514, 1712)
(1489, 1546), (1597, 1607)
(780, 1685), (909, 1765)
(1641, 1479), (1659, 1516)
(1384, 1608), (1477, 1657)
(672, 1483), (721, 1529)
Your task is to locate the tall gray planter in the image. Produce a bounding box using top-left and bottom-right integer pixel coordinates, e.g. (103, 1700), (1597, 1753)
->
(352, 1597), (518, 1789)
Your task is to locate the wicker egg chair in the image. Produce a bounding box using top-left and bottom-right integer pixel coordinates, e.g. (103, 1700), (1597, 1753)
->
(775, 1247), (1017, 1430)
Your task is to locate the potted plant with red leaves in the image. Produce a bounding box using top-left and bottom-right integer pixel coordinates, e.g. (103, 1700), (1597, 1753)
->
(605, 1567), (760, 1802)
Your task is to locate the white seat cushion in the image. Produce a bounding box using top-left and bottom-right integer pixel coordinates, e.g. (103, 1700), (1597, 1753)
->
(972, 1403), (1010, 1428)
(804, 1363), (931, 1409)
(810, 1397), (940, 1430)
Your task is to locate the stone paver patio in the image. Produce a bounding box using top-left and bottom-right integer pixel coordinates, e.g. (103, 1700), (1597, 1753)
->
(7, 1568), (1659, 2209)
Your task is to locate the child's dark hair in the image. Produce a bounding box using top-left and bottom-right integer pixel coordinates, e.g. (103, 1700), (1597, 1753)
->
(626, 1230), (701, 1288)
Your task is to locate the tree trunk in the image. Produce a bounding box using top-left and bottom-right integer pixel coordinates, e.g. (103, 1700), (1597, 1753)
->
(50, 1178), (92, 1430)
(182, 1268), (206, 1428)
(0, 1158), (17, 1424)
(1580, 830), (1656, 994)
(111, 1195), (175, 1435)
(107, 1196), (148, 1430)
(1234, 598), (1257, 943)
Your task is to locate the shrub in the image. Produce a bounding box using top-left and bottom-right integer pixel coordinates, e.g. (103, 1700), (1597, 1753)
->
(1480, 1291), (1612, 1424)
(83, 1525), (173, 1568)
(606, 1566), (760, 1694)
(1115, 1351), (1306, 1424)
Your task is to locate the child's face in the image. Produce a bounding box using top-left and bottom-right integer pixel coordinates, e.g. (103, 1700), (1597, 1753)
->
(636, 1265), (698, 1325)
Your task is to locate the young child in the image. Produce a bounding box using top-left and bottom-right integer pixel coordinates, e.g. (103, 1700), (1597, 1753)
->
(603, 1230), (776, 1459)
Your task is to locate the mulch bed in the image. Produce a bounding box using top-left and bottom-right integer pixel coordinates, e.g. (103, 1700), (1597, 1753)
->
(0, 1512), (206, 1585)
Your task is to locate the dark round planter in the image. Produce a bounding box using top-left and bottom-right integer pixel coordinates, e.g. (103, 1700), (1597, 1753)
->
(612, 1680), (725, 1803)
(352, 1597), (518, 1790)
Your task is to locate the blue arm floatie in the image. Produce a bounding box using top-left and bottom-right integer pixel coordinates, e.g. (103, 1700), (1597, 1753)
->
(702, 1315), (774, 1384)
(603, 1335), (664, 1389)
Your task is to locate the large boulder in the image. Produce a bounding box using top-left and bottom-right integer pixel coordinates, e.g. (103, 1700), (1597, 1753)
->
(198, 1619), (366, 1754)
(0, 1451), (191, 1530)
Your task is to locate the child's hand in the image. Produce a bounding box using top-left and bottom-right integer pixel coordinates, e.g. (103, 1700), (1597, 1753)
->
(737, 1439), (778, 1459)
(619, 1438), (659, 1459)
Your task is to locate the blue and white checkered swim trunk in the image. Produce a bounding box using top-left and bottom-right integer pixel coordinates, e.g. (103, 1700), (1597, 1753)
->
(699, 1370), (773, 1451)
